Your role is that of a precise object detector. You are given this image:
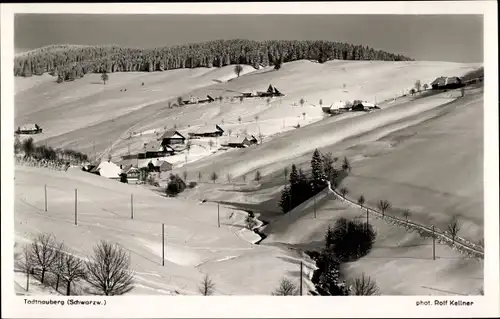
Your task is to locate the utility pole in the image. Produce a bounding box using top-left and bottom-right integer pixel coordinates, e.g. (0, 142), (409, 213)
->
(299, 261), (303, 296)
(217, 203), (220, 228)
(131, 194), (134, 219)
(44, 184), (47, 212)
(74, 189), (78, 225)
(432, 225), (436, 260)
(313, 194), (316, 218)
(162, 223), (165, 266)
(366, 208), (369, 229)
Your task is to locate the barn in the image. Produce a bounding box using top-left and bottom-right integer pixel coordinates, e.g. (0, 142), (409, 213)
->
(188, 124), (225, 138)
(221, 136), (251, 148)
(431, 76), (463, 90)
(140, 141), (175, 159)
(159, 130), (186, 146)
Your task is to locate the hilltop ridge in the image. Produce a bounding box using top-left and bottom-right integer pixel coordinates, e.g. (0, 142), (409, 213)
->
(14, 39), (413, 82)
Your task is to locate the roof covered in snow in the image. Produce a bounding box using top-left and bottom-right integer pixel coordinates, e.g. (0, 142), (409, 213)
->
(96, 161), (122, 179)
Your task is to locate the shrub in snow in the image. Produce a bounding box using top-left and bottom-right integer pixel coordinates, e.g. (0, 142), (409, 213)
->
(165, 174), (187, 197)
(326, 218), (376, 263)
(188, 181), (198, 188)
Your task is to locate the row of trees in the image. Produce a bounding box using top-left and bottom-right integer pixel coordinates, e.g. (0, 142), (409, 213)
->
(15, 137), (89, 164)
(279, 149), (351, 214)
(16, 233), (134, 296)
(14, 39), (413, 81)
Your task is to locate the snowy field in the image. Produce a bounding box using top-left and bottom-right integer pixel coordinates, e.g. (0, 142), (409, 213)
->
(13, 59), (483, 296)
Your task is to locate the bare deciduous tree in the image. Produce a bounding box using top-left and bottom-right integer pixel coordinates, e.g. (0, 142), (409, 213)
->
(350, 273), (380, 295)
(30, 233), (60, 284)
(414, 80), (422, 93)
(198, 171), (202, 182)
(186, 140), (192, 153)
(198, 274), (216, 296)
(234, 64), (243, 77)
(283, 167), (289, 182)
(254, 171), (262, 182)
(242, 174), (247, 183)
(210, 172), (218, 184)
(208, 139), (214, 149)
(61, 252), (86, 296)
(402, 209), (411, 227)
(340, 187), (349, 199)
(299, 98), (305, 107)
(85, 241), (134, 296)
(357, 195), (365, 208)
(447, 215), (462, 244)
(226, 173), (232, 183)
(272, 277), (299, 296)
(51, 243), (67, 292)
(378, 200), (391, 217)
(19, 244), (34, 291)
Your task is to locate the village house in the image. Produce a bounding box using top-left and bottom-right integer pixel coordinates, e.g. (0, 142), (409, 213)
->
(147, 159), (173, 172)
(93, 160), (122, 180)
(256, 84), (284, 97)
(16, 123), (43, 134)
(121, 164), (140, 183)
(188, 124), (225, 138)
(431, 76), (463, 90)
(159, 130), (186, 147)
(139, 141), (175, 159)
(222, 136), (251, 148)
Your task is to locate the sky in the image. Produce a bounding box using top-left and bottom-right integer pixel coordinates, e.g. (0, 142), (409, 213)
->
(14, 14), (483, 62)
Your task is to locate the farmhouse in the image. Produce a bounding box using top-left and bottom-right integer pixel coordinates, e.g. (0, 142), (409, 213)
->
(121, 164), (140, 183)
(139, 141), (175, 159)
(147, 159), (173, 172)
(188, 124), (224, 138)
(159, 130), (186, 146)
(256, 84), (284, 97)
(351, 101), (377, 111)
(94, 161), (122, 180)
(221, 136), (251, 148)
(431, 76), (463, 90)
(16, 123), (43, 134)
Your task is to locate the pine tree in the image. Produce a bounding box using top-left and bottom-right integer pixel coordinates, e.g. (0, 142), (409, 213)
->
(311, 149), (326, 190)
(279, 185), (292, 214)
(289, 164), (299, 186)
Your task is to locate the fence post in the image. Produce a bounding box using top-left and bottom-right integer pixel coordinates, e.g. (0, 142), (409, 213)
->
(74, 189), (78, 225)
(131, 194), (134, 219)
(300, 261), (303, 296)
(162, 223), (165, 266)
(432, 225), (436, 260)
(44, 184), (47, 212)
